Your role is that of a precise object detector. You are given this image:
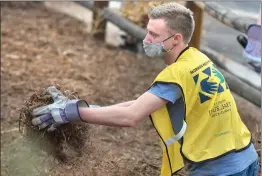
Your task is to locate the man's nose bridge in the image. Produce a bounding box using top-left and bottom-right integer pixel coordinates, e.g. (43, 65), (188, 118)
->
(144, 33), (152, 43)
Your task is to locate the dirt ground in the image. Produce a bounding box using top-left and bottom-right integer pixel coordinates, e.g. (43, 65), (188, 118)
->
(1, 2), (164, 176)
(1, 2), (260, 176)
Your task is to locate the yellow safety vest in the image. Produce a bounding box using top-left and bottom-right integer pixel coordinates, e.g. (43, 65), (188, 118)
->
(150, 47), (251, 176)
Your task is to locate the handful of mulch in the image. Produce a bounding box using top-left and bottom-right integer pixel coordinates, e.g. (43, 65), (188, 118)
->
(19, 85), (89, 163)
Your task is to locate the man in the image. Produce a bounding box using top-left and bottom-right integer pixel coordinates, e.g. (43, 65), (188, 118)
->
(32, 3), (259, 176)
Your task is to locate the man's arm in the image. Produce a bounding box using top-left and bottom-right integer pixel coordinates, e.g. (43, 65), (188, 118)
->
(108, 100), (135, 107)
(89, 100), (135, 108)
(79, 92), (167, 127)
(31, 84), (179, 132)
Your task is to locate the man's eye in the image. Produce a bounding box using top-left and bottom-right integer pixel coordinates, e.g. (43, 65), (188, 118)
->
(151, 33), (157, 37)
(148, 31), (154, 36)
(147, 30), (157, 38)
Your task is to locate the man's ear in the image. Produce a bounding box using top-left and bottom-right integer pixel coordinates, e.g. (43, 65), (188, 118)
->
(173, 33), (183, 45)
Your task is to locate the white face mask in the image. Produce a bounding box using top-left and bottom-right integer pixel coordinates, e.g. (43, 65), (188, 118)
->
(143, 34), (176, 57)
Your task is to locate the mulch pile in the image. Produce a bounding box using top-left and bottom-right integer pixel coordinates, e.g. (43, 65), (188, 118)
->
(19, 85), (89, 162)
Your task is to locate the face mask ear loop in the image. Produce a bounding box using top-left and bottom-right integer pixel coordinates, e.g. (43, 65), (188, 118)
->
(162, 33), (176, 42)
(166, 45), (176, 53)
(161, 41), (176, 53)
(161, 33), (176, 52)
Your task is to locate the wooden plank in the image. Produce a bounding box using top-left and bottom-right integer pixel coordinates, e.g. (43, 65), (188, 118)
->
(186, 1), (204, 49)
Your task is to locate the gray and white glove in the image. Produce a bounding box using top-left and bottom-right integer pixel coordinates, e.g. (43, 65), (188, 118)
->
(31, 86), (89, 132)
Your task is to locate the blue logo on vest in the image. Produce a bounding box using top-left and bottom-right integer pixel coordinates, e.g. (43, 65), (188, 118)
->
(193, 65), (229, 103)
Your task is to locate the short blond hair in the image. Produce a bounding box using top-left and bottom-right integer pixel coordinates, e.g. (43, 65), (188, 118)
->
(148, 3), (195, 44)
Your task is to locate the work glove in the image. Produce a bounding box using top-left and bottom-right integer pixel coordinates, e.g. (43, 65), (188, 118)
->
(31, 86), (89, 132)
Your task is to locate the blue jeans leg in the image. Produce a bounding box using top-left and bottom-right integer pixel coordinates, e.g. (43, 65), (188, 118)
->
(229, 159), (260, 176)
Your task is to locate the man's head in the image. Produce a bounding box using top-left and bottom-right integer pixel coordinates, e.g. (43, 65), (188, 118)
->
(143, 3), (195, 63)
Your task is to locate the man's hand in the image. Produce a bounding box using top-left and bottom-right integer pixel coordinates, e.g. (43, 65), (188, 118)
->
(31, 86), (88, 132)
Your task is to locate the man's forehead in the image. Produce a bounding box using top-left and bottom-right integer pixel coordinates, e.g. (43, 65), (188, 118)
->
(147, 18), (168, 33)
